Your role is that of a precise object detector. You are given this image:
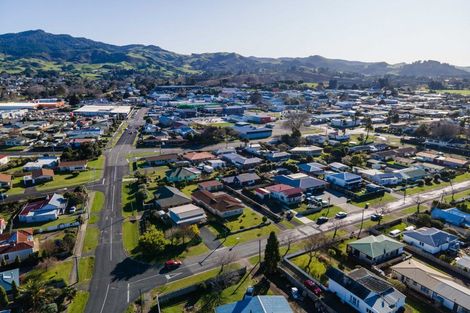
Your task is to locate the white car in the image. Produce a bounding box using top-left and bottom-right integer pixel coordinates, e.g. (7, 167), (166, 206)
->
(335, 211), (348, 219)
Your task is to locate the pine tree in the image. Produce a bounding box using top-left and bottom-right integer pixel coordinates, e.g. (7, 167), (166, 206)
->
(11, 280), (19, 300)
(0, 286), (8, 307)
(264, 231), (280, 274)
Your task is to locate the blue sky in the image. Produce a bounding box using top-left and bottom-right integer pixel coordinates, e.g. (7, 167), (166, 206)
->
(1, 0), (469, 66)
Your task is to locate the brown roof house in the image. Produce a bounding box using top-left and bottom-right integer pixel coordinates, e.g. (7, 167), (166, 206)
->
(192, 190), (244, 218)
(57, 160), (88, 172)
(23, 168), (54, 186)
(0, 173), (12, 188)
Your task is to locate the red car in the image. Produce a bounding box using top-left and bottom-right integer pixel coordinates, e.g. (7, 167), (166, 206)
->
(164, 259), (182, 269)
(304, 279), (322, 296)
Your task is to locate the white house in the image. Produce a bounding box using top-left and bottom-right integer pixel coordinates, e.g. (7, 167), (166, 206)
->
(392, 259), (470, 313)
(168, 204), (207, 225)
(0, 229), (35, 264)
(327, 267), (405, 313)
(0, 155), (9, 166)
(18, 193), (68, 223)
(23, 156), (59, 171)
(403, 227), (460, 254)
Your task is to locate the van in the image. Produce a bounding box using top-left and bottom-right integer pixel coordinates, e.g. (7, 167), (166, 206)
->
(389, 229), (401, 238)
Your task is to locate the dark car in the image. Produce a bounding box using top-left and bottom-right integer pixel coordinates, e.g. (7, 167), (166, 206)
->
(370, 213), (383, 221)
(164, 259), (182, 270)
(304, 279), (322, 296)
(316, 216), (329, 225)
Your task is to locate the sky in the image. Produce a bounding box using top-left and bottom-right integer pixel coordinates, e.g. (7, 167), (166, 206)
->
(1, 0), (469, 66)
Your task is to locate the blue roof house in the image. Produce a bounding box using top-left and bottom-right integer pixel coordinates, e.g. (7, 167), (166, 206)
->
(215, 295), (293, 313)
(431, 208), (470, 228)
(403, 227), (460, 254)
(0, 268), (19, 292)
(326, 172), (362, 190)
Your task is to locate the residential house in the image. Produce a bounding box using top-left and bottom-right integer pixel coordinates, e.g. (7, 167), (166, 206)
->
(0, 219), (5, 234)
(0, 155), (9, 166)
(0, 229), (35, 264)
(154, 186), (192, 210)
(326, 267), (405, 313)
(192, 190), (244, 218)
(298, 162), (327, 176)
(57, 160), (88, 172)
(289, 146), (323, 157)
(232, 125), (272, 140)
(23, 168), (54, 186)
(326, 172), (362, 190)
(392, 259), (470, 313)
(215, 295), (293, 313)
(222, 173), (261, 187)
(142, 154), (179, 166)
(0, 268), (19, 292)
(23, 156), (59, 171)
(222, 153), (262, 169)
(264, 184), (303, 205)
(18, 193), (67, 223)
(182, 151), (215, 164)
(329, 162), (350, 172)
(431, 208), (470, 228)
(168, 204), (206, 225)
(455, 255), (470, 272)
(403, 227), (460, 254)
(265, 151), (291, 162)
(213, 147), (236, 156)
(396, 167), (428, 182)
(166, 167), (201, 183)
(348, 235), (405, 265)
(206, 159), (226, 169)
(198, 180), (224, 192)
(355, 168), (402, 186)
(0, 173), (12, 188)
(274, 173), (328, 193)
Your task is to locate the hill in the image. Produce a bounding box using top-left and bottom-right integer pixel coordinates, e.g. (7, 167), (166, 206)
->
(0, 30), (468, 82)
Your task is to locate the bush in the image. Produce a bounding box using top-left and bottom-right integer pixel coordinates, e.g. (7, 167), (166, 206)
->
(416, 180), (425, 187)
(328, 249), (336, 257)
(430, 219), (444, 229)
(262, 216), (268, 223)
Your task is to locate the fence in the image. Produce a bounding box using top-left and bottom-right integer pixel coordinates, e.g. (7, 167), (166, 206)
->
(36, 221), (80, 233)
(224, 184), (282, 222)
(158, 267), (247, 305)
(328, 184), (385, 202)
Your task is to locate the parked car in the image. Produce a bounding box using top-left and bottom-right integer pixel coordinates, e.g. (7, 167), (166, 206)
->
(317, 216), (329, 225)
(304, 279), (322, 296)
(0, 193), (7, 200)
(389, 229), (401, 238)
(370, 213), (383, 221)
(335, 212), (347, 219)
(291, 287), (300, 300)
(164, 259), (182, 270)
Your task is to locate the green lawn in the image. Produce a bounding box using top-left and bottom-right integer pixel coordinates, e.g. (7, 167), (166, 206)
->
(207, 208), (279, 246)
(68, 291), (89, 313)
(78, 256), (95, 282)
(291, 254), (328, 282)
(91, 191), (105, 213)
(351, 193), (396, 208)
(435, 89), (470, 96)
(161, 264), (272, 313)
(155, 263), (242, 294)
(0, 145), (27, 152)
(121, 180), (144, 218)
(208, 122), (234, 128)
(82, 225), (99, 254)
(26, 259), (73, 285)
(5, 176), (25, 195)
(303, 205), (343, 221)
(403, 173), (470, 196)
(16, 214), (78, 230)
(181, 184), (198, 196)
(404, 295), (437, 313)
(123, 220), (140, 253)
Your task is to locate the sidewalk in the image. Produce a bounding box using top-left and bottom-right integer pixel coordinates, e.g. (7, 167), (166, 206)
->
(69, 191), (95, 285)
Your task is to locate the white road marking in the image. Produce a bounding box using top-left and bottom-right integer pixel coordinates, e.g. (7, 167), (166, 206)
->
(99, 284), (110, 313)
(102, 178), (106, 185)
(130, 273), (161, 284)
(127, 283), (130, 303)
(110, 217), (113, 261)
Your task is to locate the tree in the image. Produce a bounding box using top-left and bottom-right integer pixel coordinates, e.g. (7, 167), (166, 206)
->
(264, 231), (280, 274)
(303, 233), (327, 271)
(11, 280), (19, 300)
(282, 233), (296, 257)
(189, 224), (200, 239)
(139, 225), (168, 255)
(283, 111), (310, 134)
(0, 286), (8, 308)
(363, 117), (373, 143)
(414, 124), (429, 138)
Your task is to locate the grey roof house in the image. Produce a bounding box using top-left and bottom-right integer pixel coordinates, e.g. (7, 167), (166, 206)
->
(154, 186), (192, 210)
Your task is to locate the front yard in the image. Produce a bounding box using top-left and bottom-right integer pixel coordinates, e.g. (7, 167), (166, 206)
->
(303, 205), (343, 221)
(351, 192), (397, 208)
(207, 208), (279, 246)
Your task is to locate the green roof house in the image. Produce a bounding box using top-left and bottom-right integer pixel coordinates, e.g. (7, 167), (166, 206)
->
(348, 235), (405, 265)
